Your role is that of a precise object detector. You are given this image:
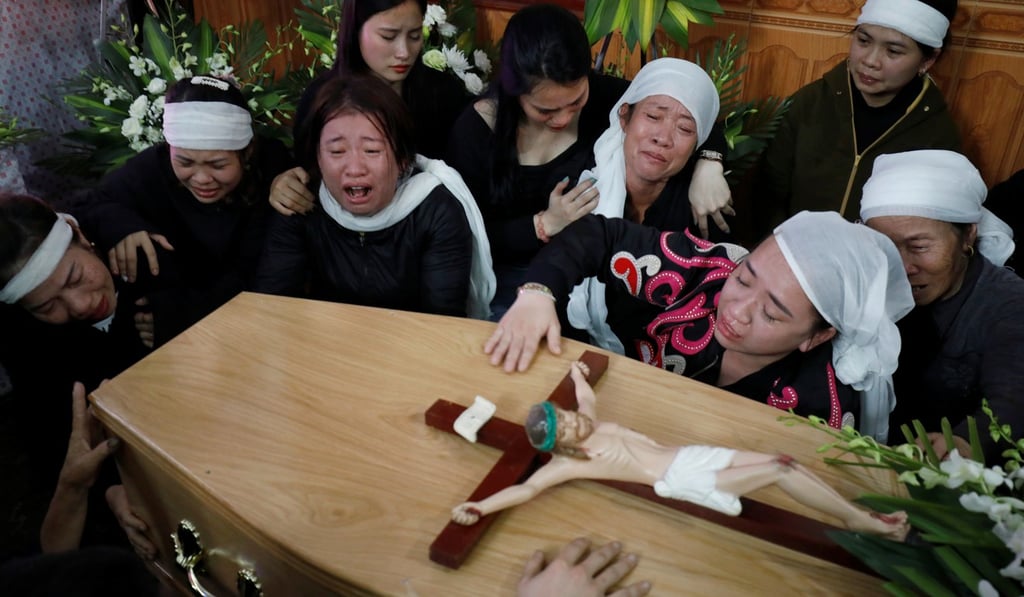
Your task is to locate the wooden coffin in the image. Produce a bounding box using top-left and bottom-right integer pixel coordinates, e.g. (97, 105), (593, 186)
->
(90, 292), (897, 595)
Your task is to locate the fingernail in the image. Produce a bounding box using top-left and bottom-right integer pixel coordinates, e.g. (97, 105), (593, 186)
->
(560, 176), (570, 183)
(625, 553), (638, 563)
(108, 438), (121, 450)
(588, 177), (598, 183)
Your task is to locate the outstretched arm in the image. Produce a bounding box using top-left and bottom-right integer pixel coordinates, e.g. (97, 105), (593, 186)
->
(452, 459), (583, 525)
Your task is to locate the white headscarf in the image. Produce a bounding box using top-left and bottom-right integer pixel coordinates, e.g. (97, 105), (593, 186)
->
(857, 0), (950, 49)
(318, 154), (496, 319)
(774, 211), (915, 442)
(567, 58), (720, 352)
(0, 213), (76, 304)
(860, 150), (1015, 266)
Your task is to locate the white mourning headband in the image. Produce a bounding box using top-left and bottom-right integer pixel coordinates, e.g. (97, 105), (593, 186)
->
(857, 0), (950, 49)
(162, 99), (253, 151)
(0, 213), (75, 304)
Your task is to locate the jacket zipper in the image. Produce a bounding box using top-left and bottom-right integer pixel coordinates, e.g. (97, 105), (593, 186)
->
(838, 75), (933, 218)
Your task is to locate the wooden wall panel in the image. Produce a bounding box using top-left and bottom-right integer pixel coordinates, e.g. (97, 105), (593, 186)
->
(194, 0), (1024, 185)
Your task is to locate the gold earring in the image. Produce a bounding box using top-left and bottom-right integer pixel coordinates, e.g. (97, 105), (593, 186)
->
(966, 246), (976, 258)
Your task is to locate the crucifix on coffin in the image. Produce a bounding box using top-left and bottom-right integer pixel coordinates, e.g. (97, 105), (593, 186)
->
(425, 351), (906, 571)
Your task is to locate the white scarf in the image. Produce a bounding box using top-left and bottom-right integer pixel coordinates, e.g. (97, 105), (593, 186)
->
(162, 100), (253, 151)
(856, 0), (949, 48)
(566, 58), (720, 352)
(861, 150), (1015, 266)
(775, 211), (915, 442)
(0, 213), (75, 304)
(318, 154), (495, 319)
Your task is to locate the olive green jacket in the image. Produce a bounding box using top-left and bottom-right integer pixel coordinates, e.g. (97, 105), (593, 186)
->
(761, 62), (961, 227)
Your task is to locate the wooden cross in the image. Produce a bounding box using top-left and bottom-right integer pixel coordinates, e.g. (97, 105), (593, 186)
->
(425, 350), (872, 575)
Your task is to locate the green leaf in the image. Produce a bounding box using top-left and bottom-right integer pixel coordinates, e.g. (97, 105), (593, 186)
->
(658, 8), (690, 52)
(142, 13), (175, 79)
(189, 18), (218, 75)
(584, 0), (632, 47)
(892, 565), (959, 597)
(630, 0), (666, 53)
(682, 0), (726, 13)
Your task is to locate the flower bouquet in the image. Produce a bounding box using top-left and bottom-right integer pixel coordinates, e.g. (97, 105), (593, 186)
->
(58, 0), (295, 177)
(784, 404), (1024, 596)
(420, 1), (492, 95)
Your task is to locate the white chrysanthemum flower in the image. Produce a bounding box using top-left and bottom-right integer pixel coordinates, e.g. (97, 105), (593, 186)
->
(150, 96), (165, 115)
(129, 95), (150, 119)
(473, 50), (491, 75)
(439, 22), (457, 38)
(143, 126), (162, 143)
(460, 71), (484, 95)
(121, 117), (143, 140)
(129, 56), (148, 77)
(146, 78), (166, 95)
(441, 45), (470, 74)
(423, 4), (447, 28)
(129, 138), (150, 152)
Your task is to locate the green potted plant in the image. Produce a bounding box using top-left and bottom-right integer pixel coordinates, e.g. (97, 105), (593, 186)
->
(584, 0), (724, 70)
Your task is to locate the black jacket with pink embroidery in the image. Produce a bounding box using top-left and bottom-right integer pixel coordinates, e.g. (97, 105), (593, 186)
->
(527, 214), (858, 428)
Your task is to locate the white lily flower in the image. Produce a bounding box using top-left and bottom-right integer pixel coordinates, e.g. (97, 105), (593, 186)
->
(129, 56), (148, 77)
(940, 449), (985, 489)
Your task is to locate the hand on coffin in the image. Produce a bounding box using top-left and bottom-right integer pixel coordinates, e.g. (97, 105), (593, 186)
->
(484, 291), (561, 373)
(516, 537), (651, 597)
(40, 382), (121, 552)
(106, 484), (157, 560)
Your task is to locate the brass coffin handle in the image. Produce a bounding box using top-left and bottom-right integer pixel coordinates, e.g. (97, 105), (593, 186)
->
(172, 520), (264, 597)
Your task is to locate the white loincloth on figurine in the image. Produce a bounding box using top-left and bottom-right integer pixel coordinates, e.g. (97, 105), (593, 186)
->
(653, 445), (741, 515)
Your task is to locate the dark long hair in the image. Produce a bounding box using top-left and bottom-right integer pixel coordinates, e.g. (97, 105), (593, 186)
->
(163, 75), (265, 206)
(335, 0), (427, 76)
(0, 193), (62, 287)
(294, 74), (416, 185)
(488, 4), (592, 208)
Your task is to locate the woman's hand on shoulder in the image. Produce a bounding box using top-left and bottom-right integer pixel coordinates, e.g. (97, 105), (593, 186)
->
(109, 231), (174, 282)
(484, 291), (561, 372)
(269, 166), (315, 216)
(542, 177), (599, 238)
(689, 159), (734, 238)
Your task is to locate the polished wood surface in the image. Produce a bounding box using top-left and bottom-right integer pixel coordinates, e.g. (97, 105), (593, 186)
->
(91, 292), (897, 595)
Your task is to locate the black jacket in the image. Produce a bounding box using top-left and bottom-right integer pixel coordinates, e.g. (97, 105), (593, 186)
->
(255, 185), (473, 317)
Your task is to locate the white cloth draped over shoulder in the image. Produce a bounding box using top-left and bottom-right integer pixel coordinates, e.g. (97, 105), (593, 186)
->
(774, 211), (915, 442)
(566, 57), (720, 352)
(318, 154), (496, 319)
(860, 150), (1015, 267)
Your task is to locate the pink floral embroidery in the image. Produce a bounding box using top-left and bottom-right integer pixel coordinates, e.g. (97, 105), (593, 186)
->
(768, 381), (799, 410)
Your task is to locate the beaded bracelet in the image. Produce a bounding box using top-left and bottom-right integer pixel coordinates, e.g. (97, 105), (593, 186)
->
(518, 282), (556, 301)
(534, 211), (551, 243)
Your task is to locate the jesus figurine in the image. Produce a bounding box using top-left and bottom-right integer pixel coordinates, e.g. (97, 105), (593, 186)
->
(451, 362), (909, 541)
